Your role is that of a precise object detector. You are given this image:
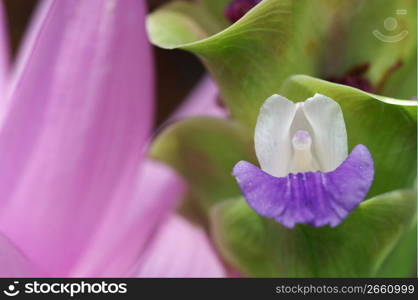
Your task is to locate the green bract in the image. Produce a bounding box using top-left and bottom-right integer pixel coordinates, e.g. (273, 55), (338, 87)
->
(148, 0), (416, 127)
(148, 0), (336, 127)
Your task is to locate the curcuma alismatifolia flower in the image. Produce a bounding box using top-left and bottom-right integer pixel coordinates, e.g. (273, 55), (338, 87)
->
(233, 94), (374, 228)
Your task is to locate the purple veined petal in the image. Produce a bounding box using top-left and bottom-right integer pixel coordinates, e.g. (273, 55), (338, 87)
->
(0, 233), (41, 277)
(0, 0), (153, 276)
(136, 214), (226, 278)
(70, 160), (185, 277)
(233, 144), (374, 228)
(0, 1), (9, 99)
(170, 75), (227, 121)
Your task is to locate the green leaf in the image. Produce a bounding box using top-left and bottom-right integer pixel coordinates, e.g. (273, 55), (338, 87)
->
(150, 117), (256, 211)
(376, 224), (417, 277)
(148, 0), (336, 127)
(210, 190), (417, 277)
(280, 75), (417, 197)
(148, 0), (416, 128)
(200, 0), (231, 29)
(146, 1), (224, 48)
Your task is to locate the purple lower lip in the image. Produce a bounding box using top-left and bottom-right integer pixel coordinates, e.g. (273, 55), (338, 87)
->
(232, 144), (374, 228)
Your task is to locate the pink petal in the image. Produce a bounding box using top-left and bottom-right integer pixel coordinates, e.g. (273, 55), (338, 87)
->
(0, 1), (9, 97)
(71, 160), (185, 277)
(130, 77), (227, 278)
(136, 214), (226, 278)
(170, 76), (227, 121)
(0, 233), (40, 277)
(0, 0), (153, 276)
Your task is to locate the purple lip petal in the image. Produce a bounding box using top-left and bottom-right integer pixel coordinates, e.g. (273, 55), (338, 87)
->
(232, 144), (374, 228)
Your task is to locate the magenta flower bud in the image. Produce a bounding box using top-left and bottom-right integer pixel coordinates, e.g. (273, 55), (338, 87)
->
(224, 0), (262, 23)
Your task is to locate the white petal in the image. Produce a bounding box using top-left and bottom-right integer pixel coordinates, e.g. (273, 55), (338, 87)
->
(302, 93), (348, 171)
(288, 104), (320, 173)
(254, 95), (297, 177)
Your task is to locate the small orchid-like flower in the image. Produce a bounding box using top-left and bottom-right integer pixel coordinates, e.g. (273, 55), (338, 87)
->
(233, 94), (374, 228)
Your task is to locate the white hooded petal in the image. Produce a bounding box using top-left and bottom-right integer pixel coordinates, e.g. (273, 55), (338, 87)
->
(254, 94), (297, 177)
(302, 93), (348, 171)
